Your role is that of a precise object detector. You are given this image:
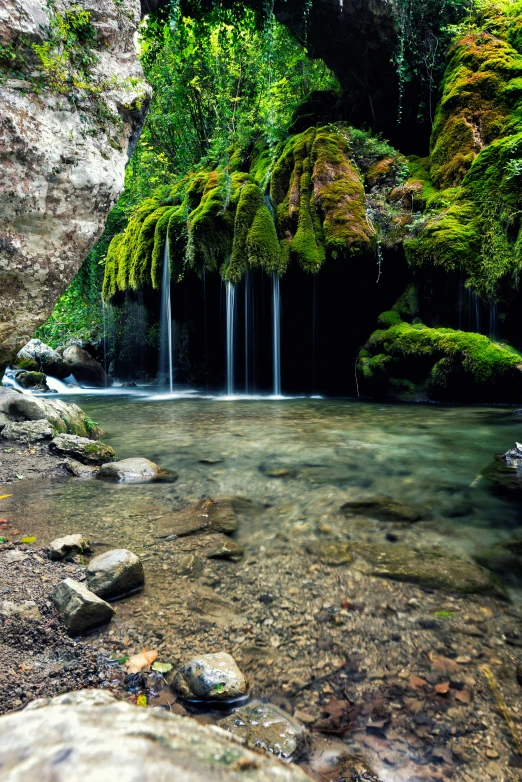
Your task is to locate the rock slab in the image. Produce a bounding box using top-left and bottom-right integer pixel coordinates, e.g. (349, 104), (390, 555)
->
(86, 549), (144, 600)
(51, 578), (115, 636)
(218, 701), (305, 759)
(172, 652), (248, 702)
(97, 457), (169, 483)
(48, 534), (91, 561)
(1, 418), (54, 442)
(0, 689), (311, 781)
(50, 434), (115, 465)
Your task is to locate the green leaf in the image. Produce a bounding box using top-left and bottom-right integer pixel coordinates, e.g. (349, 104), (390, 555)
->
(151, 661), (173, 673)
(118, 656), (129, 665)
(16, 474), (24, 480)
(21, 536), (37, 544)
(0, 537), (7, 543)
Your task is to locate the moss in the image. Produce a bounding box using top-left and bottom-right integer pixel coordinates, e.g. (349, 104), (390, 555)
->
(187, 179), (234, 275)
(246, 204), (283, 274)
(226, 183), (264, 283)
(358, 313), (522, 402)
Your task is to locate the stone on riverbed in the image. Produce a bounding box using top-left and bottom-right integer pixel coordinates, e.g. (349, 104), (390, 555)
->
(306, 540), (352, 565)
(50, 434), (115, 465)
(155, 497), (238, 538)
(172, 652), (248, 702)
(218, 701), (304, 760)
(97, 457), (172, 483)
(51, 579), (115, 636)
(62, 345), (112, 388)
(86, 549), (144, 600)
(1, 419), (54, 442)
(0, 600), (41, 620)
(341, 496), (422, 522)
(0, 690), (311, 781)
(16, 371), (50, 391)
(206, 535), (244, 561)
(48, 534), (91, 561)
(352, 543), (507, 598)
(64, 458), (101, 478)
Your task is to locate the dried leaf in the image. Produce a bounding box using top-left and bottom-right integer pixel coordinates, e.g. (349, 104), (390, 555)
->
(409, 675), (428, 688)
(455, 689), (472, 704)
(0, 495), (13, 501)
(435, 681), (450, 695)
(126, 649), (158, 673)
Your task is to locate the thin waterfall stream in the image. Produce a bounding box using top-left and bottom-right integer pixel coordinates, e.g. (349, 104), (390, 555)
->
(159, 241), (174, 393)
(226, 280), (236, 395)
(272, 273), (281, 397)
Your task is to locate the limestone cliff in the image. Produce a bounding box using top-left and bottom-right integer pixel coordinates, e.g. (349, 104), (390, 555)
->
(0, 0), (150, 370)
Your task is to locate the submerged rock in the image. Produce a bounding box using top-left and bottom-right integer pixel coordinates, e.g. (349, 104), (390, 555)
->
(337, 755), (383, 781)
(161, 497), (238, 538)
(51, 579), (115, 636)
(97, 457), (171, 483)
(341, 496), (421, 522)
(64, 459), (101, 478)
(218, 701), (305, 760)
(473, 538), (522, 583)
(86, 549), (144, 600)
(16, 371), (49, 392)
(62, 345), (112, 388)
(48, 534), (91, 562)
(50, 434), (115, 465)
(1, 419), (54, 442)
(172, 652), (248, 702)
(353, 543), (507, 599)
(0, 690), (311, 781)
(14, 340), (70, 379)
(206, 535), (244, 562)
(306, 540), (352, 565)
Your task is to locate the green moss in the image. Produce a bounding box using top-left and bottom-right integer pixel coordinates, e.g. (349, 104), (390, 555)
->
(226, 183), (264, 283)
(187, 179), (234, 275)
(246, 204), (283, 274)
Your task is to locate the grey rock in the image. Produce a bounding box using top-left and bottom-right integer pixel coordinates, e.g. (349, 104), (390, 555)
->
(206, 536), (244, 562)
(0, 600), (41, 620)
(64, 458), (101, 478)
(50, 578), (115, 636)
(2, 550), (29, 565)
(306, 540), (352, 565)
(14, 340), (70, 379)
(62, 345), (112, 388)
(0, 689), (311, 781)
(86, 549), (144, 600)
(50, 434), (115, 465)
(1, 418), (54, 442)
(48, 534), (91, 562)
(341, 495), (422, 522)
(0, 388), (101, 439)
(16, 371), (50, 391)
(218, 701), (305, 759)
(172, 652), (248, 702)
(155, 497), (237, 538)
(97, 457), (169, 483)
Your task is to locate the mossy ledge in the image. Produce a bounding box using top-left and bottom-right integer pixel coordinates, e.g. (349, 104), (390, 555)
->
(102, 124), (410, 299)
(357, 288), (522, 403)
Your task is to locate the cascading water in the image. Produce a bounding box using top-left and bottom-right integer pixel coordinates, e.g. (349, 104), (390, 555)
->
(159, 241), (174, 393)
(272, 273), (281, 397)
(226, 281), (236, 395)
(244, 271), (254, 393)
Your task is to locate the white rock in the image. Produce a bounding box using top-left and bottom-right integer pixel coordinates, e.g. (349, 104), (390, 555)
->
(97, 457), (167, 483)
(48, 534), (91, 561)
(50, 578), (114, 636)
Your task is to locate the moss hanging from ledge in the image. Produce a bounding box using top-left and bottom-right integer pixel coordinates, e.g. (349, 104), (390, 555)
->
(405, 10), (522, 300)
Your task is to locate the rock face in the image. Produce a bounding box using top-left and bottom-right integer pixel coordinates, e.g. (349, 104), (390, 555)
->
(62, 345), (112, 388)
(48, 534), (91, 561)
(13, 339), (69, 378)
(0, 689), (311, 781)
(86, 549), (144, 599)
(1, 418), (54, 442)
(51, 578), (115, 635)
(172, 653), (249, 702)
(97, 457), (169, 483)
(0, 0), (150, 372)
(218, 701), (305, 760)
(50, 433), (115, 464)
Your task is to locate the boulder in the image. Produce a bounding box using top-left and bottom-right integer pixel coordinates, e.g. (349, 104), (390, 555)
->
(97, 457), (171, 483)
(341, 496), (422, 523)
(0, 388), (102, 439)
(62, 345), (112, 388)
(50, 434), (115, 465)
(50, 579), (115, 636)
(1, 418), (54, 442)
(0, 690), (311, 781)
(86, 549), (144, 600)
(172, 652), (248, 702)
(14, 339), (70, 379)
(16, 371), (49, 391)
(48, 535), (91, 562)
(218, 701), (305, 760)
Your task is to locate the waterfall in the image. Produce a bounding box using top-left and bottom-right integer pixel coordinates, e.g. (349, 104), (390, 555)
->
(226, 281), (236, 395)
(489, 298), (498, 338)
(468, 288), (481, 333)
(102, 301), (108, 387)
(159, 241), (174, 393)
(272, 274), (281, 397)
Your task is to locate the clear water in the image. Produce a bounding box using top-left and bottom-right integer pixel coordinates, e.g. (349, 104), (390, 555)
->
(3, 396), (521, 573)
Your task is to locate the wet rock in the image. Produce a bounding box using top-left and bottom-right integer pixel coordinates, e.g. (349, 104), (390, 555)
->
(483, 455), (522, 499)
(341, 496), (421, 522)
(206, 536), (244, 561)
(86, 549), (144, 600)
(259, 463), (297, 478)
(16, 371), (49, 392)
(64, 459), (101, 478)
(156, 497), (237, 538)
(97, 457), (171, 483)
(50, 434), (115, 465)
(0, 600), (41, 621)
(176, 554), (204, 579)
(307, 540), (352, 565)
(0, 690), (311, 781)
(353, 543), (507, 598)
(337, 754), (383, 781)
(0, 388), (102, 439)
(62, 345), (112, 388)
(1, 419), (54, 442)
(14, 340), (70, 379)
(473, 542), (522, 583)
(172, 652), (248, 702)
(50, 579), (115, 636)
(218, 700), (304, 759)
(48, 535), (91, 562)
